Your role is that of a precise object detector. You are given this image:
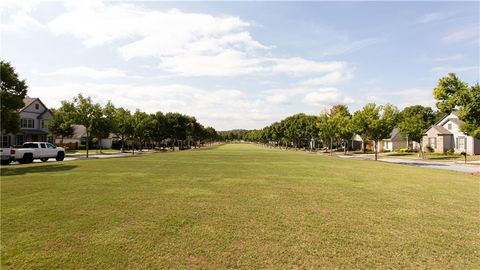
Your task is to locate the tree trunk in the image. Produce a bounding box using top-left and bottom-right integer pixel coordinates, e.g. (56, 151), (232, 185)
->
(85, 126), (89, 158)
(121, 136), (124, 152)
(374, 140), (378, 161)
(419, 141), (425, 159)
(344, 140), (347, 155)
(330, 137), (333, 155)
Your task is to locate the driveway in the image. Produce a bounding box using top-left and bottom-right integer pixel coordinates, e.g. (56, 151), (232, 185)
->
(338, 155), (480, 174)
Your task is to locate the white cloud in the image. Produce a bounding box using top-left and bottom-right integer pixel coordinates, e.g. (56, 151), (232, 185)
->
(442, 26), (479, 43)
(361, 88), (435, 109)
(269, 58), (347, 76)
(302, 88), (353, 107)
(418, 12), (455, 24)
(0, 0), (39, 13)
(431, 54), (463, 62)
(157, 50), (267, 76)
(45, 1), (354, 78)
(431, 66), (478, 73)
(300, 70), (354, 86)
(48, 66), (131, 79)
(0, 0), (43, 34)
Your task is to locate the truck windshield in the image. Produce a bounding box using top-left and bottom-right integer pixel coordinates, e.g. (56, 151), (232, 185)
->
(22, 143), (38, 148)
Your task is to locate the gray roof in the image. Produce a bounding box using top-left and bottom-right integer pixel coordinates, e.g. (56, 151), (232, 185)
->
(389, 128), (400, 139)
(21, 97), (37, 111)
(431, 125), (452, 135)
(71, 125), (88, 139)
(446, 117), (464, 126)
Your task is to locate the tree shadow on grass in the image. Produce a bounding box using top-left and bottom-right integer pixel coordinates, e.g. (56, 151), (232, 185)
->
(0, 164), (78, 176)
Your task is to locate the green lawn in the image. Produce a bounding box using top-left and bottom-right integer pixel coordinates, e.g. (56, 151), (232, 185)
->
(1, 144), (479, 269)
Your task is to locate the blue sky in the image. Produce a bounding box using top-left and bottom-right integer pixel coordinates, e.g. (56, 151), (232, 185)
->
(1, 1), (479, 130)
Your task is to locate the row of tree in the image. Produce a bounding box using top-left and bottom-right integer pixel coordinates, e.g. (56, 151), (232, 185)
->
(49, 94), (220, 157)
(221, 73), (479, 160)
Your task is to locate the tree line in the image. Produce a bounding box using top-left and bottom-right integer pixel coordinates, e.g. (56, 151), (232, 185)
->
(220, 73), (479, 160)
(49, 94), (220, 157)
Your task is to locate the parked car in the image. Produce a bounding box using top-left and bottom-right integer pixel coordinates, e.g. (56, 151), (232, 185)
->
(0, 142), (65, 165)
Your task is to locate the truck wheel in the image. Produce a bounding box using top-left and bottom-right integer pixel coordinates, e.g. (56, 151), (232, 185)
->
(1, 160), (11, 165)
(56, 152), (65, 161)
(20, 154), (33, 164)
(40, 158), (49, 162)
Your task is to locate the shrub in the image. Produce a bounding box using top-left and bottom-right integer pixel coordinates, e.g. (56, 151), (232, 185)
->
(445, 149), (454, 155)
(397, 147), (408, 153)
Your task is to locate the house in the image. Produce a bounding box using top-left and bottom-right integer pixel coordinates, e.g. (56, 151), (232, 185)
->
(423, 111), (480, 155)
(381, 128), (407, 152)
(1, 97), (53, 147)
(347, 134), (363, 151)
(55, 125), (115, 149)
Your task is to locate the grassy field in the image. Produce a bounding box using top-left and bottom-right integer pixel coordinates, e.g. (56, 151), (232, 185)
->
(1, 144), (479, 269)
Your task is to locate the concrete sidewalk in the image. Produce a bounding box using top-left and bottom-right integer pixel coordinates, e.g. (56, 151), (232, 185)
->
(338, 154), (480, 173)
(8, 152), (149, 166)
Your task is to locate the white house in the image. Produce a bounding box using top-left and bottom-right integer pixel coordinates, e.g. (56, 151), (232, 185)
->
(423, 111), (480, 155)
(1, 97), (53, 147)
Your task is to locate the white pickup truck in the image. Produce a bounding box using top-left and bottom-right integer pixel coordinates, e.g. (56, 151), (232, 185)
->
(0, 142), (65, 165)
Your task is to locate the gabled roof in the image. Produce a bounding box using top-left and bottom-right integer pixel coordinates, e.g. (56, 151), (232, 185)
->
(383, 128), (404, 141)
(430, 125), (452, 135)
(445, 117), (464, 126)
(21, 97), (37, 111)
(37, 109), (52, 119)
(70, 125), (88, 139)
(389, 128), (400, 139)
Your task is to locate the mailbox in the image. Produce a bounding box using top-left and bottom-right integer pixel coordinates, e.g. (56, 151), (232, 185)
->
(460, 152), (467, 164)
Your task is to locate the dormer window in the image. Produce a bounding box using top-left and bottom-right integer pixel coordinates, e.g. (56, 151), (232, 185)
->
(447, 123), (452, 130)
(35, 104), (39, 110)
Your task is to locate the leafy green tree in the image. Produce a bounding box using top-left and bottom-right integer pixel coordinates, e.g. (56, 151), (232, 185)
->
(368, 104), (399, 160)
(131, 110), (154, 153)
(0, 61), (28, 134)
(398, 105), (435, 158)
(317, 110), (337, 154)
(114, 107), (133, 152)
(165, 112), (189, 149)
(90, 101), (116, 151)
(433, 73), (468, 114)
(64, 94), (102, 158)
(433, 73), (480, 139)
(352, 103), (379, 153)
(48, 108), (74, 143)
(457, 83), (480, 139)
(331, 105), (354, 154)
(152, 111), (166, 148)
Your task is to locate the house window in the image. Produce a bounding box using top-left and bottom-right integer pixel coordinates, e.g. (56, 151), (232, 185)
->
(1, 136), (10, 147)
(21, 118), (34, 128)
(41, 120), (48, 129)
(428, 137), (437, 149)
(456, 137), (466, 150)
(447, 123), (452, 130)
(35, 104), (39, 110)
